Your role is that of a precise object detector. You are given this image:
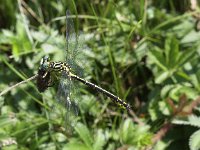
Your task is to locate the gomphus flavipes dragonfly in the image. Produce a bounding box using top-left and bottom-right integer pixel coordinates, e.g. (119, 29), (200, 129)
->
(36, 10), (131, 122)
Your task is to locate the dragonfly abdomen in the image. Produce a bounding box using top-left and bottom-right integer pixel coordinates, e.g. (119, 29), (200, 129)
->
(70, 73), (131, 110)
(38, 57), (131, 110)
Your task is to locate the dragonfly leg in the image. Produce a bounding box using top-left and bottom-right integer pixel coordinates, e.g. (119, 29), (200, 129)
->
(48, 75), (55, 87)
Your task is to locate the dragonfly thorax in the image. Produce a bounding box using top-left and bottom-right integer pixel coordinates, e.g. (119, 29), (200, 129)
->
(49, 61), (71, 74)
(39, 56), (71, 74)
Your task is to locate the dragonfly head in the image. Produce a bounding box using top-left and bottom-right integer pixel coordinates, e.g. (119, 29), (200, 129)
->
(37, 56), (51, 92)
(39, 56), (50, 71)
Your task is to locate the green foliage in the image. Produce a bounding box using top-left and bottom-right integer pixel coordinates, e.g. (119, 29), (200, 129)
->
(173, 115), (200, 150)
(189, 129), (200, 150)
(0, 0), (200, 149)
(120, 119), (152, 148)
(64, 122), (106, 150)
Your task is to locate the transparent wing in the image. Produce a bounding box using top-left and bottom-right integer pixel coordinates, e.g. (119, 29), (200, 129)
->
(54, 10), (83, 129)
(66, 10), (78, 67)
(56, 72), (79, 129)
(66, 10), (85, 78)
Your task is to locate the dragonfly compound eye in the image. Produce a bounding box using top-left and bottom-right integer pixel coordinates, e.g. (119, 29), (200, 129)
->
(39, 56), (50, 71)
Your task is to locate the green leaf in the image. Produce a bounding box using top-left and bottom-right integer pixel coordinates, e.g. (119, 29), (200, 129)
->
(160, 84), (174, 98)
(173, 115), (200, 128)
(165, 37), (179, 69)
(177, 48), (196, 67)
(181, 30), (200, 43)
(0, 30), (14, 44)
(148, 48), (167, 71)
(121, 119), (135, 144)
(158, 101), (170, 116)
(74, 122), (93, 149)
(0, 114), (15, 127)
(155, 71), (170, 84)
(189, 129), (200, 150)
(64, 142), (90, 150)
(148, 88), (162, 121)
(93, 129), (106, 150)
(54, 133), (67, 142)
(10, 15), (32, 58)
(169, 85), (198, 100)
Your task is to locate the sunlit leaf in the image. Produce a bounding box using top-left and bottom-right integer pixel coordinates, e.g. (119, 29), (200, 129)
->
(74, 122), (93, 148)
(189, 129), (200, 150)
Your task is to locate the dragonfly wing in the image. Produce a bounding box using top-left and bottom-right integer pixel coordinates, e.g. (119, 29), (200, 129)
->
(56, 72), (79, 129)
(66, 10), (86, 78)
(66, 10), (78, 67)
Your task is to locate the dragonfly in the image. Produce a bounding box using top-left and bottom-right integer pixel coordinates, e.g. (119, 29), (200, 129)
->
(36, 10), (131, 125)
